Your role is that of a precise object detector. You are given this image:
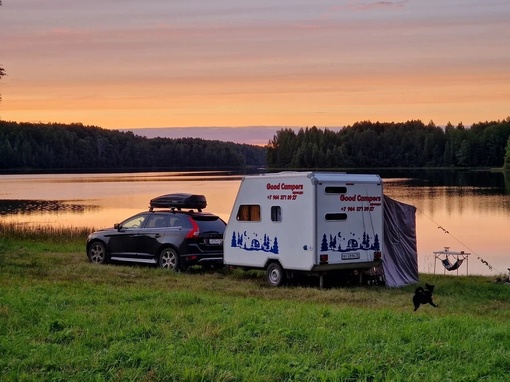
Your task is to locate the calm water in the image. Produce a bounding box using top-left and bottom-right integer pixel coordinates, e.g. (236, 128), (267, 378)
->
(1, 170), (509, 277)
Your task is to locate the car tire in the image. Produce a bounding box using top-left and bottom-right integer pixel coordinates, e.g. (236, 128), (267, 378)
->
(266, 262), (286, 287)
(87, 241), (108, 265)
(159, 248), (180, 271)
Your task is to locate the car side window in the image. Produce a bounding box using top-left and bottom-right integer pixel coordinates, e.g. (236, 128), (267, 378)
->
(122, 214), (146, 229)
(168, 215), (186, 227)
(145, 215), (167, 228)
(161, 215), (191, 228)
(143, 214), (188, 228)
(156, 216), (170, 228)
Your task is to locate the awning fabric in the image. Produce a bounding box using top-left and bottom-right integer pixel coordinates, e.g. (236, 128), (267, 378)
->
(382, 195), (419, 287)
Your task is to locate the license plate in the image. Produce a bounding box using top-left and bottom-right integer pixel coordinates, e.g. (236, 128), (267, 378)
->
(342, 252), (360, 260)
(209, 239), (222, 245)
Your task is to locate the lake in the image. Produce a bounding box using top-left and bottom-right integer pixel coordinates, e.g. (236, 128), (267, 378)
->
(1, 169), (509, 277)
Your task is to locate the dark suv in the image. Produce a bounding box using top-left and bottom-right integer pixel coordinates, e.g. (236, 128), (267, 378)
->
(86, 194), (226, 271)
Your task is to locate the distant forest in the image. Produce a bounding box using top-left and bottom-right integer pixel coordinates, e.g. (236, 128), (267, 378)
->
(0, 121), (266, 170)
(2, 118), (510, 172)
(267, 119), (510, 169)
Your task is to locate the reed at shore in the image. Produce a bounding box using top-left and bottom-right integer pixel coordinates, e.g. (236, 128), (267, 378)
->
(0, 221), (92, 241)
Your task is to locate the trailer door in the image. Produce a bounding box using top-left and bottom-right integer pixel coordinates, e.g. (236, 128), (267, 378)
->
(316, 180), (383, 266)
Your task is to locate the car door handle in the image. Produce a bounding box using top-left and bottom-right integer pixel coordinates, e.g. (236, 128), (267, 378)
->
(154, 234), (161, 238)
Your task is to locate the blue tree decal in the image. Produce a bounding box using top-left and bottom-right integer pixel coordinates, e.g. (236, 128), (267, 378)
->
(231, 231), (237, 247)
(321, 234), (328, 251)
(231, 231), (279, 254)
(263, 234), (270, 250)
(271, 237), (279, 254)
(362, 233), (367, 248)
(373, 234), (380, 251)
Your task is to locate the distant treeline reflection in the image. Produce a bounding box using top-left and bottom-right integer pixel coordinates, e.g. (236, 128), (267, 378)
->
(0, 200), (100, 215)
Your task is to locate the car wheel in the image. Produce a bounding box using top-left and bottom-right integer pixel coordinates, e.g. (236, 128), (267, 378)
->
(266, 262), (286, 287)
(88, 241), (107, 264)
(159, 248), (180, 271)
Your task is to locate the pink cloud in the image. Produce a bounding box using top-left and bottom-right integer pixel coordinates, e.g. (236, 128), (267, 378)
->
(337, 0), (409, 11)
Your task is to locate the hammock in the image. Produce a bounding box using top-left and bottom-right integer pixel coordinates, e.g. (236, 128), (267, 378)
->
(442, 257), (464, 271)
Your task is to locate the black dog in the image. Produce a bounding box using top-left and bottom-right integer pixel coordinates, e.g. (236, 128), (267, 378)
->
(413, 283), (438, 311)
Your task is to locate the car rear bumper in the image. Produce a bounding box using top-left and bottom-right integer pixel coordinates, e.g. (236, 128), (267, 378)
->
(182, 253), (223, 266)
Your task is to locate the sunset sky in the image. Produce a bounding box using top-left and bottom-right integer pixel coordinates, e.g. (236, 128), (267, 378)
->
(1, 0), (509, 144)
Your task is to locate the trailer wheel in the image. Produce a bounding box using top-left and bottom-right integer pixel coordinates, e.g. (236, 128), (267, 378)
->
(266, 262), (286, 287)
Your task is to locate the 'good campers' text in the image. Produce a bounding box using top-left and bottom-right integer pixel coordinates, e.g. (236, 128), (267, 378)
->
(340, 195), (381, 203)
(266, 183), (304, 191)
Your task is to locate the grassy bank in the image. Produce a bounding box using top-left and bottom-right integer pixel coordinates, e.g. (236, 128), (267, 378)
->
(1, 226), (509, 381)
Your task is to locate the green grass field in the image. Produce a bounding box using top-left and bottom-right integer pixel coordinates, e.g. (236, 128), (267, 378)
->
(1, 225), (509, 381)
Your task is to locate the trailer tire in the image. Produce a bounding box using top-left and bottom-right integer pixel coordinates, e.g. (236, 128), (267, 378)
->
(266, 262), (286, 287)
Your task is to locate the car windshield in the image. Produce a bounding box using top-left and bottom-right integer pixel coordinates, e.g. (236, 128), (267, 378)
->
(121, 214), (146, 229)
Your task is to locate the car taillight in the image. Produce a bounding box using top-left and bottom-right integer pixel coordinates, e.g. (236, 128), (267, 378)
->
(185, 218), (200, 238)
(374, 251), (382, 260)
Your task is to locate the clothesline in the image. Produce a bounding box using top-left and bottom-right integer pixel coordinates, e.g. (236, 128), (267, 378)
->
(417, 208), (500, 274)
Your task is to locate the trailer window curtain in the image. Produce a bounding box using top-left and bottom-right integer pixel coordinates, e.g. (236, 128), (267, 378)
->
(236, 204), (261, 221)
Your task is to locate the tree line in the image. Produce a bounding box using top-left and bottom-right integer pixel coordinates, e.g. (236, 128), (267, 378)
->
(267, 119), (510, 169)
(0, 121), (266, 170)
(2, 117), (510, 171)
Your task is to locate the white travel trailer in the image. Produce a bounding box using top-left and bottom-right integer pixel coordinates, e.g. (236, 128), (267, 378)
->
(224, 172), (384, 287)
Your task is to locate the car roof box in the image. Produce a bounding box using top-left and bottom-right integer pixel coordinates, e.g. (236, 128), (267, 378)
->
(149, 193), (207, 211)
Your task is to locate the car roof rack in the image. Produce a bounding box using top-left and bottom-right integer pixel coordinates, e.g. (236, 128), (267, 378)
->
(149, 193), (207, 212)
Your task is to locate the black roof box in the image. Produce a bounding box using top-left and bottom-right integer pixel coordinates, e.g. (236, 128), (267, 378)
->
(149, 193), (207, 211)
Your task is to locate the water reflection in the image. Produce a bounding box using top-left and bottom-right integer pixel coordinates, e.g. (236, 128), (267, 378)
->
(384, 182), (510, 216)
(381, 169), (509, 193)
(380, 172), (509, 277)
(23, 171), (246, 184)
(0, 199), (100, 215)
(0, 172), (242, 230)
(0, 170), (509, 276)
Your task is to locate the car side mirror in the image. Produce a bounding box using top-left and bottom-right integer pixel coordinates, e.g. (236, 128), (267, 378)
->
(114, 223), (121, 230)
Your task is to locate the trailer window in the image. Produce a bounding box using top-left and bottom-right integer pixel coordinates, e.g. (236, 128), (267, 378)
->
(271, 206), (281, 222)
(325, 186), (347, 194)
(325, 213), (347, 221)
(236, 205), (261, 222)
